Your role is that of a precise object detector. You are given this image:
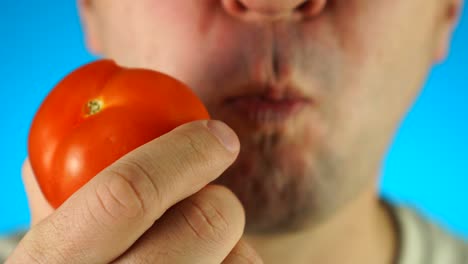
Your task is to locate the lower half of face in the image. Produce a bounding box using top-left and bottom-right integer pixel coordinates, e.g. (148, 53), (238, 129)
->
(95, 0), (439, 233)
(212, 103), (372, 233)
(209, 74), (394, 233)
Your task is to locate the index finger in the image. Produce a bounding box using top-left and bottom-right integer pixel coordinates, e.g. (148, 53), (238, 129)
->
(8, 120), (239, 264)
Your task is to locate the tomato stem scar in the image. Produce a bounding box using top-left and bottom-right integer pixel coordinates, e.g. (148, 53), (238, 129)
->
(86, 99), (103, 115)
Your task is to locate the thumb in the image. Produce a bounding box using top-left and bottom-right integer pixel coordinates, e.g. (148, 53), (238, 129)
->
(22, 159), (54, 226)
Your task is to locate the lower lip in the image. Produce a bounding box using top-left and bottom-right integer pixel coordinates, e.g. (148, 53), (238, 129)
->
(224, 97), (311, 124)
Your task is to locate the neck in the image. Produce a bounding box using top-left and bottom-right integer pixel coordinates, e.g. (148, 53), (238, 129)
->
(243, 186), (398, 264)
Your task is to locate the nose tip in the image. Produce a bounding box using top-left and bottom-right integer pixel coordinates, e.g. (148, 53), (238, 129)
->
(222, 0), (326, 20)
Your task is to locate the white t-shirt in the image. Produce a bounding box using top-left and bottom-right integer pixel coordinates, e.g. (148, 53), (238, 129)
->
(394, 206), (468, 263)
(1, 204), (467, 263)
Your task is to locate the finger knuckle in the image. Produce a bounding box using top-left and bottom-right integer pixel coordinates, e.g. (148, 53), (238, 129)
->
(96, 155), (164, 221)
(178, 196), (231, 246)
(93, 173), (145, 222)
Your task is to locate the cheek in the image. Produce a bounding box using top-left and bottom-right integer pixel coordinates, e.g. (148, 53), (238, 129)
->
(326, 0), (437, 134)
(130, 4), (246, 100)
(290, 2), (422, 168)
(100, 0), (278, 105)
(100, 1), (218, 81)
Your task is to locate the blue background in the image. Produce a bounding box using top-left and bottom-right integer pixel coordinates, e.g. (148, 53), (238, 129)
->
(0, 2), (467, 237)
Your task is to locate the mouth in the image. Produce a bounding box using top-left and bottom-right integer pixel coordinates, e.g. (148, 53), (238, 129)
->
(217, 31), (315, 129)
(222, 86), (313, 127)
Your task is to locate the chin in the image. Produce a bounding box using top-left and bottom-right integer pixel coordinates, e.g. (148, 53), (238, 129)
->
(210, 103), (349, 234)
(212, 126), (335, 234)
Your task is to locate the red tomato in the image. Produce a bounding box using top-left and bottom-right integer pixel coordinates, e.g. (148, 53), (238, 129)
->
(28, 60), (210, 208)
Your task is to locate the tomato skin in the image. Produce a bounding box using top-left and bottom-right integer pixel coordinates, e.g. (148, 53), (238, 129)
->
(28, 60), (210, 208)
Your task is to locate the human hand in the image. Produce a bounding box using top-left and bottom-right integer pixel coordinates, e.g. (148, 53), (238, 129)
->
(7, 120), (262, 263)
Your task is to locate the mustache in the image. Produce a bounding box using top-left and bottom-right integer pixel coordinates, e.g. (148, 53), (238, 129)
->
(198, 24), (340, 108)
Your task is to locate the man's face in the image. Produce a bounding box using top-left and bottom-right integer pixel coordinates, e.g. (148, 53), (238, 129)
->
(80, 0), (458, 233)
